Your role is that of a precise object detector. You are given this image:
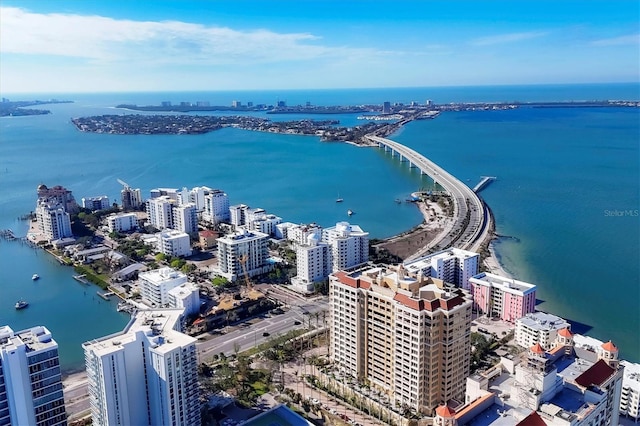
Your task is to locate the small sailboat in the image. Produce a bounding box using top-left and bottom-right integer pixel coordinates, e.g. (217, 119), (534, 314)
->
(32, 274), (39, 280)
(347, 209), (354, 216)
(15, 300), (29, 310)
(336, 193), (343, 203)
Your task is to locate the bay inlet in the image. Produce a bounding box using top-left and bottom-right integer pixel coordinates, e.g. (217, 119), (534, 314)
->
(0, 85), (638, 370)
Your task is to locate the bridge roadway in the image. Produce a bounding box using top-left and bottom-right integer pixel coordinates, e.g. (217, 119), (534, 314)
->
(366, 135), (489, 252)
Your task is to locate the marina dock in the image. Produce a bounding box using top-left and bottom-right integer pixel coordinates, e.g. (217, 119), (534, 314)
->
(97, 291), (114, 300)
(73, 274), (89, 285)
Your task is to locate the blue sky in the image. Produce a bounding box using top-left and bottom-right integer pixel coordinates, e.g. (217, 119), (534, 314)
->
(1, 0), (638, 93)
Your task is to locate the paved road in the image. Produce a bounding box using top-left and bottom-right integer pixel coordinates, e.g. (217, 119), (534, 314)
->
(64, 287), (329, 418)
(366, 135), (490, 253)
(196, 291), (329, 360)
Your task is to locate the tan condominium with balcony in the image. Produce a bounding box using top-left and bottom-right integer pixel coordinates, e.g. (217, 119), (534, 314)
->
(329, 264), (473, 415)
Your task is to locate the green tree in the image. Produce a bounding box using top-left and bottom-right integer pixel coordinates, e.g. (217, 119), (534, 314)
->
(181, 263), (196, 274)
(170, 258), (185, 269)
(212, 276), (230, 287)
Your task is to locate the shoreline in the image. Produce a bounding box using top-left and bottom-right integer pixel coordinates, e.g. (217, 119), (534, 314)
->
(376, 198), (512, 278)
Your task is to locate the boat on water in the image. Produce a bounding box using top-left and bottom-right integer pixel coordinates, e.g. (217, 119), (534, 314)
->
(32, 274), (39, 280)
(336, 193), (343, 203)
(15, 300), (28, 310)
(347, 209), (354, 216)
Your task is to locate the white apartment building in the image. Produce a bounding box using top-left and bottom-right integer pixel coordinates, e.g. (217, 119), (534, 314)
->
(513, 338), (623, 425)
(229, 204), (249, 227)
(0, 325), (66, 426)
(322, 221), (368, 272)
(172, 203), (198, 236)
(286, 223), (323, 246)
(275, 222), (295, 240)
(178, 186), (210, 210)
(217, 229), (270, 281)
(157, 230), (192, 257)
(453, 332), (626, 425)
(403, 248), (479, 289)
(35, 200), (73, 241)
(106, 212), (138, 233)
(167, 283), (201, 316)
(121, 186), (142, 210)
(244, 208), (266, 224)
(515, 311), (571, 350)
(202, 189), (230, 224)
(291, 233), (330, 293)
(146, 195), (175, 230)
(330, 265), (473, 414)
(82, 195), (110, 211)
(139, 267), (188, 307)
(83, 309), (200, 426)
(149, 187), (179, 200)
(620, 360), (640, 421)
(572, 334), (640, 423)
(249, 214), (282, 236)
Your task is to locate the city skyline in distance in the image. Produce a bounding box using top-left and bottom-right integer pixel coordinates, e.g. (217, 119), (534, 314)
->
(0, 0), (638, 94)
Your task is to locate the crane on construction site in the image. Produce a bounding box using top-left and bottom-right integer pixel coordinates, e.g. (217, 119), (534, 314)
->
(116, 178), (130, 189)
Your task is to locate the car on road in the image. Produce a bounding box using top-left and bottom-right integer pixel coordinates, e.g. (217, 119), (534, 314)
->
(262, 332), (270, 337)
(294, 320), (301, 325)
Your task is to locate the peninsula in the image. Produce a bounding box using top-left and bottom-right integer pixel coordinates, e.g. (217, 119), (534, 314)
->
(71, 114), (385, 142)
(0, 99), (73, 117)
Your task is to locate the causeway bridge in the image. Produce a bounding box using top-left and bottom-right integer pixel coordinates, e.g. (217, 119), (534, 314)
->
(366, 135), (490, 253)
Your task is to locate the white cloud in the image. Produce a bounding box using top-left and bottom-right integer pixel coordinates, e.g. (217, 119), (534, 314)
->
(470, 31), (548, 46)
(0, 6), (374, 65)
(591, 33), (640, 46)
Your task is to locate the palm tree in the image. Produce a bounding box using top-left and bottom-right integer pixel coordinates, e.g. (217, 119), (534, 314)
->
(322, 310), (330, 356)
(306, 316), (313, 350)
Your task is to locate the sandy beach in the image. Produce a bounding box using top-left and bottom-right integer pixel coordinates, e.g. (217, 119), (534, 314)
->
(62, 370), (88, 391)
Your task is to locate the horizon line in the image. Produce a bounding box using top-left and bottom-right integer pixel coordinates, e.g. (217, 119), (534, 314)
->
(1, 81), (638, 97)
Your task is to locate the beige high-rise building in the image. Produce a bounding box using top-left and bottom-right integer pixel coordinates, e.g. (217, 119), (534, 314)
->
(329, 264), (473, 414)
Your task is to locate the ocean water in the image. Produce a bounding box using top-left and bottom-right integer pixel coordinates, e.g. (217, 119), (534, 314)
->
(394, 105), (639, 359)
(0, 83), (638, 370)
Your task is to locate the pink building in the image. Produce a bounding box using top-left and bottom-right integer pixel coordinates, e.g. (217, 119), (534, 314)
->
(469, 273), (536, 322)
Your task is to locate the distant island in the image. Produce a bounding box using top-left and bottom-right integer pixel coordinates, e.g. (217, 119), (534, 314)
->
(116, 102), (374, 114)
(116, 98), (639, 116)
(0, 99), (74, 117)
(72, 97), (638, 143)
(71, 114), (384, 142)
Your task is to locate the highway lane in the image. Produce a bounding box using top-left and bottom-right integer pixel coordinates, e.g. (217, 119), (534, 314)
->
(63, 291), (329, 418)
(366, 135), (489, 252)
(196, 297), (329, 360)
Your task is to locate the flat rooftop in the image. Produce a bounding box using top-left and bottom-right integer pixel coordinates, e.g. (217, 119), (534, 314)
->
(403, 248), (478, 270)
(621, 360), (640, 392)
(517, 312), (570, 331)
(83, 308), (194, 357)
(0, 325), (58, 354)
(471, 273), (536, 293)
(139, 267), (187, 284)
(465, 403), (532, 426)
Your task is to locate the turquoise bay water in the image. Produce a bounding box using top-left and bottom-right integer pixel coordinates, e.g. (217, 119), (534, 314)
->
(395, 106), (639, 359)
(0, 84), (638, 370)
